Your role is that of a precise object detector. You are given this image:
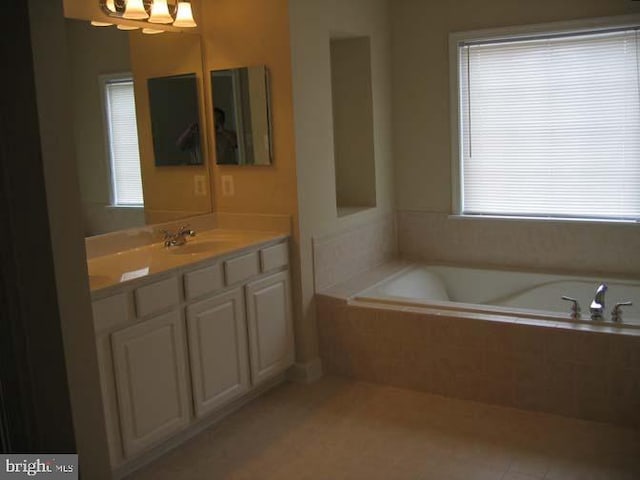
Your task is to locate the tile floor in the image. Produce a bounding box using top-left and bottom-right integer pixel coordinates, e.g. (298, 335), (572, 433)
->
(128, 377), (640, 480)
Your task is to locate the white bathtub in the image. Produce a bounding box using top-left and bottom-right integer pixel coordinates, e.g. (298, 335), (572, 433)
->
(355, 264), (640, 328)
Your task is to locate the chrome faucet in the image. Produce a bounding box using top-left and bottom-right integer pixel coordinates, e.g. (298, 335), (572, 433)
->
(161, 225), (196, 247)
(589, 282), (608, 321)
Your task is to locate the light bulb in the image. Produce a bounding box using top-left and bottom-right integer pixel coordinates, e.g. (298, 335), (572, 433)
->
(91, 20), (113, 27)
(143, 28), (165, 34)
(123, 0), (149, 20)
(149, 0), (173, 24)
(117, 24), (140, 30)
(173, 1), (197, 28)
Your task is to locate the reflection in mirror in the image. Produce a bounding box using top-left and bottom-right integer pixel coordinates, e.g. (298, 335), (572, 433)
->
(65, 19), (211, 237)
(148, 73), (203, 166)
(211, 66), (272, 166)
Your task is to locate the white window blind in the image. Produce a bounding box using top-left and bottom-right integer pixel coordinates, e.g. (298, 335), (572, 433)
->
(458, 28), (640, 221)
(104, 79), (144, 206)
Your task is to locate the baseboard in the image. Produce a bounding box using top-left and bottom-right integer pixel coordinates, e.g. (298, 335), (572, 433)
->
(287, 358), (323, 384)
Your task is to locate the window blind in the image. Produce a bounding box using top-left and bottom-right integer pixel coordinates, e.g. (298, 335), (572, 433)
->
(459, 29), (640, 221)
(105, 79), (144, 206)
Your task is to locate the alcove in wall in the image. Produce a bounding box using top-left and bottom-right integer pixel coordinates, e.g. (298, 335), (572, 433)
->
(330, 35), (377, 217)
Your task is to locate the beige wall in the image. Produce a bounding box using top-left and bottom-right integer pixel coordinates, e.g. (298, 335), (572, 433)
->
(289, 0), (395, 362)
(200, 0), (298, 217)
(29, 0), (112, 477)
(128, 32), (213, 224)
(391, 0), (640, 273)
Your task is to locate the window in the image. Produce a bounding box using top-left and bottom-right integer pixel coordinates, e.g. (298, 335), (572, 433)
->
(453, 22), (640, 222)
(103, 76), (144, 206)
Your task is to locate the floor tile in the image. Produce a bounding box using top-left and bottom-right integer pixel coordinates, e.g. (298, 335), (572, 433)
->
(126, 377), (640, 480)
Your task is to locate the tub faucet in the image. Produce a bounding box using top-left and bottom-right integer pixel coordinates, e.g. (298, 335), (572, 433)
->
(589, 282), (608, 321)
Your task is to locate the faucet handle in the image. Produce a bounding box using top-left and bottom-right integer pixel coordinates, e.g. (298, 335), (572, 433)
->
(177, 224), (196, 236)
(611, 301), (632, 323)
(561, 296), (581, 319)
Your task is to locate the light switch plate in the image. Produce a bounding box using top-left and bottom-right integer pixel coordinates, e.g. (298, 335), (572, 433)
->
(194, 175), (207, 196)
(222, 175), (235, 196)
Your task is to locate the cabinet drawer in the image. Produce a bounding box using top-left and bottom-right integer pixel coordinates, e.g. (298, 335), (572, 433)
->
(135, 277), (180, 318)
(260, 243), (289, 272)
(184, 264), (224, 300)
(93, 293), (129, 334)
(224, 252), (259, 285)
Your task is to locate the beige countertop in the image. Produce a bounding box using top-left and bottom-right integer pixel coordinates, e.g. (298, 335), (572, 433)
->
(87, 229), (287, 294)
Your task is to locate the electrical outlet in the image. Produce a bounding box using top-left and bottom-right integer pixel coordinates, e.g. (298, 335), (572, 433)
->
(222, 175), (235, 197)
(194, 175), (206, 196)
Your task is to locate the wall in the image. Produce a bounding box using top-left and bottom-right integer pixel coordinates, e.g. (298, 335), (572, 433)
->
(128, 32), (212, 224)
(29, 0), (112, 477)
(391, 0), (640, 275)
(289, 0), (395, 365)
(66, 20), (145, 236)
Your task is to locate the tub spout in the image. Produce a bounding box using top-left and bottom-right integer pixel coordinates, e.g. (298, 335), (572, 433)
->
(589, 282), (607, 321)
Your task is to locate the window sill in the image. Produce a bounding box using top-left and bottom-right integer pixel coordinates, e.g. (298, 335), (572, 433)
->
(106, 205), (144, 210)
(447, 214), (639, 227)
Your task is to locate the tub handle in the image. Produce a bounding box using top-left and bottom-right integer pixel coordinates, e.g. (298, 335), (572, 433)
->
(561, 296), (581, 320)
(611, 301), (632, 323)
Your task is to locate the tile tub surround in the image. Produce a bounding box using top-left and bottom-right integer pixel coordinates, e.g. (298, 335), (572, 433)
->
(316, 295), (640, 429)
(312, 214), (397, 292)
(397, 211), (640, 277)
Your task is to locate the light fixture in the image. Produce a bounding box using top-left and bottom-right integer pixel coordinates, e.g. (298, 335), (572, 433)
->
(91, 20), (113, 26)
(173, 1), (197, 28)
(123, 0), (148, 20)
(143, 28), (165, 34)
(117, 24), (140, 30)
(148, 0), (173, 24)
(94, 0), (197, 30)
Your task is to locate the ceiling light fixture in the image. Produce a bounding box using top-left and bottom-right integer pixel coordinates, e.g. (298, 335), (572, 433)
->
(172, 1), (197, 28)
(93, 0), (197, 30)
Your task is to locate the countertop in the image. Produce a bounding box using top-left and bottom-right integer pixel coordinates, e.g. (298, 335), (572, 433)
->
(87, 229), (287, 294)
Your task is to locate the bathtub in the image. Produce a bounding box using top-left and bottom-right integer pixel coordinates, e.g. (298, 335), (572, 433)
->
(355, 264), (640, 328)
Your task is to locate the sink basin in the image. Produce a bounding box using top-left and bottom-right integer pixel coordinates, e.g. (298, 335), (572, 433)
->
(164, 240), (236, 255)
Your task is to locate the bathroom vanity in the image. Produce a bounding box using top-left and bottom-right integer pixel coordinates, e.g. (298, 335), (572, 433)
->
(88, 228), (293, 472)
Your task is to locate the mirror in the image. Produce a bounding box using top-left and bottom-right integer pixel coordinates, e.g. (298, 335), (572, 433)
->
(211, 66), (273, 166)
(148, 73), (203, 166)
(65, 19), (212, 237)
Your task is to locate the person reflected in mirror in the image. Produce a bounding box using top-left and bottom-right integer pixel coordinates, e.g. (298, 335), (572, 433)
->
(214, 107), (238, 165)
(176, 122), (201, 165)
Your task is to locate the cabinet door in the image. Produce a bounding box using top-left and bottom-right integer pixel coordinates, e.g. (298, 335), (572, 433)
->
(111, 309), (191, 458)
(186, 288), (250, 418)
(245, 271), (294, 386)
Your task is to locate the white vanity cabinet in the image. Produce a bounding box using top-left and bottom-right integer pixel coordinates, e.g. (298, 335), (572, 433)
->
(245, 271), (294, 386)
(186, 288), (250, 418)
(111, 309), (191, 458)
(91, 238), (293, 470)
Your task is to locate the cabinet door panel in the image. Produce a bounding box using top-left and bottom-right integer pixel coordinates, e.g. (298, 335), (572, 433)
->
(186, 288), (250, 417)
(111, 309), (190, 458)
(245, 271), (294, 385)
